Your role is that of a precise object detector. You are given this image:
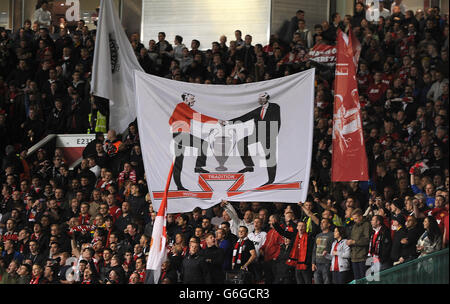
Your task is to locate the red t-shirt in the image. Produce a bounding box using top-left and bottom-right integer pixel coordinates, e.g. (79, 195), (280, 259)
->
(333, 241), (340, 272)
(427, 208), (448, 233)
(367, 82), (389, 104)
(169, 103), (218, 133)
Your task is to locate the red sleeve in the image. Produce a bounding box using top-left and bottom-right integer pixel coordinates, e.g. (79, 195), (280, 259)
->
(169, 103), (184, 126)
(170, 102), (218, 126)
(189, 105), (218, 124)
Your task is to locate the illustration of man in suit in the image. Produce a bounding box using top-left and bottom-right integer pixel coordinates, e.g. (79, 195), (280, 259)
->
(229, 92), (281, 185)
(169, 93), (220, 190)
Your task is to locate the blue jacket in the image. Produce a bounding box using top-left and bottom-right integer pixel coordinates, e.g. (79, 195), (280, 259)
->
(411, 185), (435, 208)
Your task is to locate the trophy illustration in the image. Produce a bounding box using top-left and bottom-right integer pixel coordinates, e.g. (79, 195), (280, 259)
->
(209, 127), (237, 172)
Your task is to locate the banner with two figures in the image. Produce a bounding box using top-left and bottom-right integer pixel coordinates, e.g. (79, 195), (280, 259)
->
(134, 69), (315, 213)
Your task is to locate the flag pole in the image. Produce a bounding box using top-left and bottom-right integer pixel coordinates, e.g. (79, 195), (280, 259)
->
(145, 159), (174, 284)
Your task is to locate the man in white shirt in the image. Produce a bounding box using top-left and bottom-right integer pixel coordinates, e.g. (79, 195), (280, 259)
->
(390, 0), (407, 15)
(427, 71), (449, 102)
(295, 19), (314, 49)
(366, 1), (391, 23)
(87, 157), (101, 178)
(33, 1), (52, 29)
(221, 200), (254, 236)
(248, 217), (267, 282)
(248, 218), (267, 258)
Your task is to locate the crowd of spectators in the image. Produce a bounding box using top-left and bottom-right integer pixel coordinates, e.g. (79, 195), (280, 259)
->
(0, 0), (449, 284)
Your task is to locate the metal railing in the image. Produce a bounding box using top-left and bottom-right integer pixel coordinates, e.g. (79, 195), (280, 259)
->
(26, 134), (57, 157)
(349, 248), (449, 284)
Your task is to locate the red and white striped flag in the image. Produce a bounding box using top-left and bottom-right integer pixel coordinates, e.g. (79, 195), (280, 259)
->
(331, 28), (368, 182)
(146, 162), (174, 283)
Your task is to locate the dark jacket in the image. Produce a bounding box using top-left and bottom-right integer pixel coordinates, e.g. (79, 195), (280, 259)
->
(127, 195), (147, 219)
(114, 213), (133, 233)
(273, 222), (315, 268)
(230, 103), (281, 142)
(173, 225), (193, 244)
(46, 108), (67, 134)
(157, 268), (177, 284)
(401, 225), (424, 259)
(274, 243), (294, 284)
(350, 220), (371, 262)
(181, 253), (208, 284)
(23, 252), (47, 266)
(391, 226), (407, 262)
(99, 262), (113, 282)
(200, 245), (225, 284)
(368, 225), (392, 264)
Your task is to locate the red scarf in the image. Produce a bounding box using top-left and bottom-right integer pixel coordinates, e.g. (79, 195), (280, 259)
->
(30, 275), (40, 284)
(160, 270), (166, 281)
(79, 214), (91, 225)
(232, 238), (247, 269)
(369, 228), (383, 257)
(138, 270), (146, 283)
(286, 233), (308, 270)
(133, 254), (142, 261)
(31, 233), (41, 241)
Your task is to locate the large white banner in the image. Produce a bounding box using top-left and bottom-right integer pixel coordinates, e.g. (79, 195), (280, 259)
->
(135, 69), (315, 213)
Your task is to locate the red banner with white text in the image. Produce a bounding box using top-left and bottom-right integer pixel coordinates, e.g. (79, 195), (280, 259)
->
(331, 29), (368, 182)
(307, 44), (337, 67)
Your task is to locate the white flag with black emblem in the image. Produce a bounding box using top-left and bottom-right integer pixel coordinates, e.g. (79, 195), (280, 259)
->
(91, 0), (143, 133)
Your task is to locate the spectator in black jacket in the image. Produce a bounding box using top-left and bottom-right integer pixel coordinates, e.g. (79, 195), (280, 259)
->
(21, 108), (45, 145)
(181, 240), (208, 284)
(46, 99), (67, 134)
(200, 232), (225, 284)
(126, 184), (147, 219)
(368, 215), (392, 273)
(399, 215), (424, 263)
(24, 239), (46, 266)
(174, 214), (193, 243)
(138, 47), (153, 74)
(157, 259), (177, 284)
(390, 215), (408, 264)
(352, 2), (366, 28)
(7, 60), (32, 89)
(273, 237), (295, 284)
(114, 201), (133, 234)
(322, 13), (341, 43)
(274, 219), (315, 284)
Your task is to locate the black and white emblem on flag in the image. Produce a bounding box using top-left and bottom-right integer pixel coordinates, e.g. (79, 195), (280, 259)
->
(109, 33), (120, 74)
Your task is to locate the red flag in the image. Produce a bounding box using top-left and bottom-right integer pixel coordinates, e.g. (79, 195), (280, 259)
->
(307, 44), (337, 67)
(331, 29), (369, 182)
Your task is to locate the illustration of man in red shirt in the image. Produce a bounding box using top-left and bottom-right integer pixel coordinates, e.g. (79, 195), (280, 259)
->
(169, 93), (220, 190)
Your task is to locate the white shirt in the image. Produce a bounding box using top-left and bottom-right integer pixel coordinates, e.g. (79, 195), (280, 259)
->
(391, 2), (407, 15)
(223, 203), (254, 235)
(295, 28), (314, 49)
(34, 8), (52, 28)
(366, 7), (391, 22)
(248, 230), (267, 258)
(211, 216), (224, 228)
(173, 44), (185, 62)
